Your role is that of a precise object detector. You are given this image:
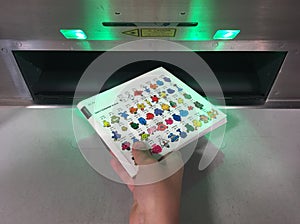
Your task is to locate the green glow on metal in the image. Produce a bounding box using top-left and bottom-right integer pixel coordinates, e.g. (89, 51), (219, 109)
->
(180, 0), (214, 41)
(83, 2), (119, 40)
(60, 29), (87, 40)
(213, 30), (240, 40)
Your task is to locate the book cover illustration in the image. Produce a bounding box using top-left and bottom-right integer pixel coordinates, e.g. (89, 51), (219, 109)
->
(77, 67), (227, 176)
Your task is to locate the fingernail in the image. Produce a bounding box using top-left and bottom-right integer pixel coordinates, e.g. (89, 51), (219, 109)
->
(132, 141), (149, 151)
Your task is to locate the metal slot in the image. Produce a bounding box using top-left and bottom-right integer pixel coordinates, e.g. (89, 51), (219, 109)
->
(102, 22), (198, 27)
(13, 51), (286, 106)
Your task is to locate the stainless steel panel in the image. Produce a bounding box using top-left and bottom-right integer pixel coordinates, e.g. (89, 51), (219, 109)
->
(0, 0), (300, 106)
(267, 50), (300, 101)
(0, 54), (17, 98)
(0, 0), (300, 41)
(0, 44), (32, 105)
(1, 39), (299, 106)
(0, 107), (299, 223)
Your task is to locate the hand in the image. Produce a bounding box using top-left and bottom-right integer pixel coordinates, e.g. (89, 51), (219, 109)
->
(111, 141), (184, 224)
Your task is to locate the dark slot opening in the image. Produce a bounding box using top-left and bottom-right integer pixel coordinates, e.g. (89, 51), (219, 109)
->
(13, 51), (286, 105)
(102, 22), (198, 27)
(176, 22), (198, 27)
(102, 22), (137, 27)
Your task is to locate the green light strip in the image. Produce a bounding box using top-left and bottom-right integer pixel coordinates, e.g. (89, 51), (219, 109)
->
(60, 29), (87, 40)
(213, 30), (240, 40)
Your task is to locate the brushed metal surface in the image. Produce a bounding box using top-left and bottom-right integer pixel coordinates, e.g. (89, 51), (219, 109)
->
(0, 54), (18, 98)
(0, 0), (300, 106)
(0, 0), (300, 41)
(0, 107), (299, 223)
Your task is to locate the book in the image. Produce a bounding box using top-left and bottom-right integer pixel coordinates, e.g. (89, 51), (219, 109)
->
(77, 67), (227, 177)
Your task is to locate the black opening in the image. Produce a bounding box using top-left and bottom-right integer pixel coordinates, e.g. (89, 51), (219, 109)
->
(13, 51), (286, 105)
(102, 22), (198, 27)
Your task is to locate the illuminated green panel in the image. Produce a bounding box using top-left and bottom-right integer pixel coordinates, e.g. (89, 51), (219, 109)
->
(60, 29), (87, 40)
(181, 0), (214, 41)
(213, 30), (240, 40)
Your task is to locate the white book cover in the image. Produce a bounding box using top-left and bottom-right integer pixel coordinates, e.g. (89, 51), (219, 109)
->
(77, 67), (227, 177)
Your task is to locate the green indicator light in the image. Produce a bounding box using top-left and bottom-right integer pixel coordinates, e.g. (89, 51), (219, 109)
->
(213, 30), (240, 40)
(60, 29), (87, 40)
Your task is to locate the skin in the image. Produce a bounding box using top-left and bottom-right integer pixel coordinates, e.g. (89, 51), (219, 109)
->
(111, 142), (184, 224)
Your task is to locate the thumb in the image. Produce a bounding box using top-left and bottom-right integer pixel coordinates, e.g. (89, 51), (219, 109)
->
(132, 141), (157, 165)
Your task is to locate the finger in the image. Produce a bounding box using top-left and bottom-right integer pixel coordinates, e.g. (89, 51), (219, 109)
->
(132, 141), (157, 165)
(110, 158), (134, 192)
(134, 150), (184, 185)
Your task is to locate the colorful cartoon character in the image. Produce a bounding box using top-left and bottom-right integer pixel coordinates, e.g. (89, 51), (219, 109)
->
(174, 84), (183, 92)
(188, 106), (194, 111)
(183, 93), (192, 99)
(169, 101), (177, 108)
(139, 132), (150, 141)
(144, 86), (151, 93)
(156, 80), (164, 86)
(112, 131), (121, 141)
(177, 98), (184, 104)
(119, 111), (129, 120)
(134, 90), (143, 96)
(168, 133), (179, 142)
(200, 115), (210, 123)
(172, 114), (182, 122)
(159, 91), (167, 98)
(147, 126), (157, 135)
(131, 137), (139, 143)
(185, 123), (195, 133)
(103, 120), (111, 127)
(194, 101), (204, 109)
(138, 117), (147, 125)
(146, 113), (154, 120)
(160, 139), (170, 148)
(207, 109), (218, 119)
(151, 95), (160, 103)
(167, 88), (175, 94)
(165, 118), (173, 125)
(192, 119), (202, 129)
(144, 99), (152, 107)
(157, 122), (168, 131)
(121, 126), (128, 131)
(150, 83), (158, 89)
(129, 107), (138, 114)
(137, 103), (146, 111)
(176, 129), (187, 138)
(154, 108), (164, 116)
(151, 144), (163, 154)
(121, 141), (131, 151)
(163, 77), (171, 82)
(161, 103), (170, 111)
(179, 110), (189, 117)
(111, 115), (120, 124)
(130, 122), (139, 129)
